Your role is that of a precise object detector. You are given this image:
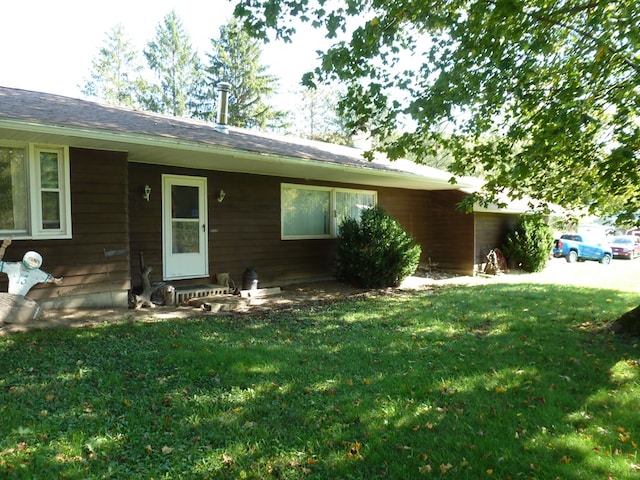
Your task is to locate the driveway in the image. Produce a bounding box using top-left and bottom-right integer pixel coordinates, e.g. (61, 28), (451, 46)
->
(425, 257), (640, 292)
(514, 257), (640, 292)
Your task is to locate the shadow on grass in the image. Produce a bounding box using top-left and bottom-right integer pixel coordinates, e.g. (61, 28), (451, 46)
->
(0, 283), (638, 479)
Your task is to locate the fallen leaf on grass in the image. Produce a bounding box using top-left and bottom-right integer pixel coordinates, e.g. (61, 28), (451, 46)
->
(440, 463), (452, 473)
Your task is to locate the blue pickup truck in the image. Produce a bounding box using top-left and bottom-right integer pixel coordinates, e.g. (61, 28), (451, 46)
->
(552, 234), (612, 264)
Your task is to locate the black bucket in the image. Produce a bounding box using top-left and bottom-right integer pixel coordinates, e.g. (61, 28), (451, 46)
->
(242, 267), (258, 290)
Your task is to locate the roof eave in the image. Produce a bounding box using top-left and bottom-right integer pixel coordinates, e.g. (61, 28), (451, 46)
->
(0, 117), (473, 191)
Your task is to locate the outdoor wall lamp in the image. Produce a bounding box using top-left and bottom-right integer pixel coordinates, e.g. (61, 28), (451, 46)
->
(143, 184), (151, 202)
(217, 189), (226, 203)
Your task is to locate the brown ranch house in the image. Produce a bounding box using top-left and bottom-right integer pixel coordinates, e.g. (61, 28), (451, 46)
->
(0, 86), (522, 310)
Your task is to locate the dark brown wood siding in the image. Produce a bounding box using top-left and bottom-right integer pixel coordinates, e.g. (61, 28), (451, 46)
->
(128, 163), (476, 290)
(129, 164), (340, 289)
(423, 190), (475, 273)
(379, 188), (475, 273)
(474, 212), (518, 266)
(2, 153), (478, 306)
(1, 148), (130, 303)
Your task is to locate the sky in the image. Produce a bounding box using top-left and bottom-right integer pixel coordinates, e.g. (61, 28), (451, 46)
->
(0, 0), (324, 104)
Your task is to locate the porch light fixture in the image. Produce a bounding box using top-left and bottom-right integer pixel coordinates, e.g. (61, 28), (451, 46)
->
(143, 184), (151, 202)
(217, 189), (226, 203)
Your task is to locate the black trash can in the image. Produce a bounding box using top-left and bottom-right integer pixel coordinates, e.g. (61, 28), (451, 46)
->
(242, 267), (258, 290)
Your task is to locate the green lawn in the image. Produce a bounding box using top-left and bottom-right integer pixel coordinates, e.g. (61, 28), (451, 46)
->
(1, 282), (639, 479)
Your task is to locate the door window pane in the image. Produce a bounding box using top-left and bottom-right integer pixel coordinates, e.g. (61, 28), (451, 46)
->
(171, 185), (200, 254)
(172, 221), (200, 254)
(172, 185), (199, 218)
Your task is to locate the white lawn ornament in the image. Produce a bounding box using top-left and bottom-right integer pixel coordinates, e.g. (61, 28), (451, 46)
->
(0, 238), (63, 324)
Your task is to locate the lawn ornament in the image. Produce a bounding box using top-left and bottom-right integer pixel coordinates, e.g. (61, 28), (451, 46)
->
(483, 248), (509, 275)
(0, 238), (63, 324)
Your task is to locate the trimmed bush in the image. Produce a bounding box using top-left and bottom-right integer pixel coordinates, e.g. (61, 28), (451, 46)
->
(335, 206), (421, 288)
(502, 214), (554, 272)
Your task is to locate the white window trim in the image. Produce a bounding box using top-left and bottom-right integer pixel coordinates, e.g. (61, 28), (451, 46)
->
(0, 142), (72, 239)
(30, 144), (72, 239)
(281, 183), (377, 240)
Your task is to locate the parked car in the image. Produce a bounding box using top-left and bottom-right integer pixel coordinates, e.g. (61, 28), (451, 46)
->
(610, 235), (640, 259)
(552, 234), (612, 264)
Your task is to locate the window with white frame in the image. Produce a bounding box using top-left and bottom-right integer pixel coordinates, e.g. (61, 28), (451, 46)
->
(0, 142), (71, 239)
(281, 183), (376, 239)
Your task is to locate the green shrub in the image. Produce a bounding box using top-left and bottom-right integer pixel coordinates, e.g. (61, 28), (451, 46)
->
(335, 206), (421, 288)
(502, 214), (554, 272)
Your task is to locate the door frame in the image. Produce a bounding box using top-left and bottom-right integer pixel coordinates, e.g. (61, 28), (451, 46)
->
(161, 174), (209, 280)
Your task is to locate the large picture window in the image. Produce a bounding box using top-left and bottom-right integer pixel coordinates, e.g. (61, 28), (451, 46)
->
(281, 184), (376, 239)
(0, 142), (71, 239)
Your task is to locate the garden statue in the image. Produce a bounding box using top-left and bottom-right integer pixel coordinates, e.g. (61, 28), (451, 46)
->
(0, 238), (63, 324)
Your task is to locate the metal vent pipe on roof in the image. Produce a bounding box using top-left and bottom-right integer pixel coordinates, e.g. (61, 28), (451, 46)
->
(215, 82), (231, 134)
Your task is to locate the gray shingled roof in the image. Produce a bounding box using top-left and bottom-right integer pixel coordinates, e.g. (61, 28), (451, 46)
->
(0, 86), (476, 190)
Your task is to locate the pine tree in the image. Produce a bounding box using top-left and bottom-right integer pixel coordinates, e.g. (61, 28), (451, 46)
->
(203, 18), (287, 129)
(81, 24), (145, 108)
(142, 10), (205, 118)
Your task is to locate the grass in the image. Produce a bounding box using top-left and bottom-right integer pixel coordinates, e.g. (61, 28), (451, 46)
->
(0, 282), (639, 479)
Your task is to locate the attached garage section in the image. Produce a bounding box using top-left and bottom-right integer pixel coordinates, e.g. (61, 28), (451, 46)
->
(473, 212), (519, 271)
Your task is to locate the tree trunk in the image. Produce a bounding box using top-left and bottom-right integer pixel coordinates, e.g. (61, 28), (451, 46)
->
(610, 305), (640, 336)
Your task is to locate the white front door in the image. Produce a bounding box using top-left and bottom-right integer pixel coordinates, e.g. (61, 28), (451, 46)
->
(162, 174), (208, 280)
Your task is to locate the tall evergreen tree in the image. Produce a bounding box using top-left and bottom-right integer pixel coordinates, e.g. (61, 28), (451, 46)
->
(81, 24), (145, 108)
(143, 11), (205, 117)
(203, 18), (287, 129)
